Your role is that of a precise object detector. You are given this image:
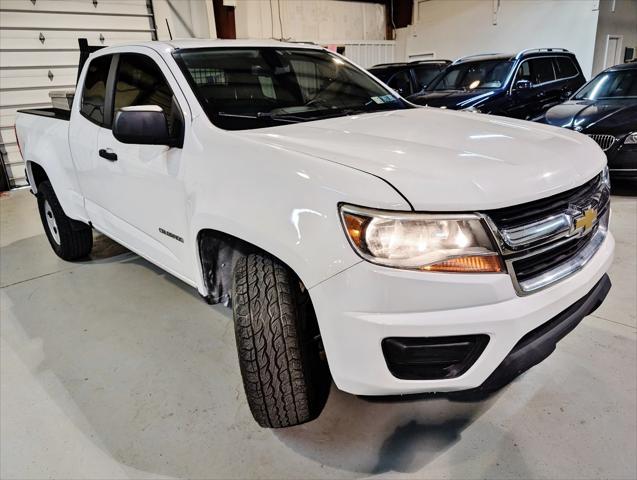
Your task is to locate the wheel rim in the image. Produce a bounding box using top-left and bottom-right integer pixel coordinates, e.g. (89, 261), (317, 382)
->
(44, 200), (61, 245)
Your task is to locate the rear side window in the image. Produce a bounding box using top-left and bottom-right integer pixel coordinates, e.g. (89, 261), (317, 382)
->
(554, 57), (578, 79)
(113, 53), (178, 135)
(80, 55), (112, 125)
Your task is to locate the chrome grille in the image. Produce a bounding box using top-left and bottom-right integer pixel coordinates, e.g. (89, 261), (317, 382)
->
(587, 134), (616, 151)
(484, 173), (610, 295)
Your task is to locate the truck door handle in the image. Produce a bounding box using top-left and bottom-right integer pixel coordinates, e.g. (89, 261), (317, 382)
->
(99, 148), (118, 161)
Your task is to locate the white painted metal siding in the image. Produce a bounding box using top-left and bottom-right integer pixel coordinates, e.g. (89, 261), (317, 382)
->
(336, 41), (396, 68)
(0, 0), (156, 188)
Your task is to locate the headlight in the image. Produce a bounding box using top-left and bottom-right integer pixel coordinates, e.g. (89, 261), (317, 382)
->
(624, 132), (637, 144)
(601, 165), (611, 188)
(340, 205), (504, 273)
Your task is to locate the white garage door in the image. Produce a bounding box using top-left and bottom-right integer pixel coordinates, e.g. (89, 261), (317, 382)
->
(0, 0), (157, 189)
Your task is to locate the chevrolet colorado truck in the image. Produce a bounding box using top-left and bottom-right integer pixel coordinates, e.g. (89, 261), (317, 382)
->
(15, 40), (614, 428)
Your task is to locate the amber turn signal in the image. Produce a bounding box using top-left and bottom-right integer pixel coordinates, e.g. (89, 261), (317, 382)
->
(422, 255), (504, 273)
(342, 212), (367, 249)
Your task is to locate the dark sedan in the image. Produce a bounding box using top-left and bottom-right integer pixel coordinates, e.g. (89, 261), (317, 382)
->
(542, 63), (637, 180)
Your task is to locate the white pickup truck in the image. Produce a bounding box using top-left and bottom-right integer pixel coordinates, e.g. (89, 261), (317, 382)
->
(15, 39), (614, 428)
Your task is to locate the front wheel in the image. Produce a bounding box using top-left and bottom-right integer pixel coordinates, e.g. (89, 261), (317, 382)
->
(37, 181), (93, 260)
(232, 253), (330, 428)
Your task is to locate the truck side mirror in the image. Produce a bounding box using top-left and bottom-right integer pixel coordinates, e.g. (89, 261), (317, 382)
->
(514, 79), (533, 91)
(113, 106), (174, 146)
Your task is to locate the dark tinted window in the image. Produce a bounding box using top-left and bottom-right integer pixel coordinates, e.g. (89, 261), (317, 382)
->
(574, 69), (637, 99)
(368, 67), (393, 83)
(529, 58), (556, 84)
(516, 61), (532, 82)
(387, 70), (413, 95)
(428, 60), (513, 91)
(113, 54), (177, 134)
(81, 55), (112, 125)
(412, 65), (444, 89)
(175, 48), (407, 130)
(554, 57), (578, 79)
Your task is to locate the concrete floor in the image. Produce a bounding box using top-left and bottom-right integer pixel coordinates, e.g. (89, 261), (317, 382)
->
(1, 185), (635, 480)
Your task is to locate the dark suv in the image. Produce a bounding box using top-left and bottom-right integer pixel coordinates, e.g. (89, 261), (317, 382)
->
(368, 60), (451, 97)
(410, 49), (586, 120)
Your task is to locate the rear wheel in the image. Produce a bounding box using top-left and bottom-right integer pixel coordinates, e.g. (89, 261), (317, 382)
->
(232, 253), (330, 428)
(37, 180), (93, 260)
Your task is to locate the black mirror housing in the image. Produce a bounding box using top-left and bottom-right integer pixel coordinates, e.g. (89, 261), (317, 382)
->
(515, 79), (533, 91)
(113, 106), (175, 146)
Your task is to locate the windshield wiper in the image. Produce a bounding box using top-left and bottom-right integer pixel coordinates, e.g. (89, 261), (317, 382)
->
(217, 112), (306, 123)
(217, 104), (401, 124)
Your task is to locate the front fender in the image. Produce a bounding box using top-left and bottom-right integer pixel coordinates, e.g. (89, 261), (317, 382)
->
(187, 119), (411, 294)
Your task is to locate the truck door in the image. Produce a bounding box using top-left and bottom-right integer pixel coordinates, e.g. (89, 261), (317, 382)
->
(69, 53), (114, 204)
(89, 50), (194, 284)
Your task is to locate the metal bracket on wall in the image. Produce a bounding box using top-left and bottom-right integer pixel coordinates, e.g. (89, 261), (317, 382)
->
(48, 70), (54, 81)
(99, 33), (105, 43)
(39, 32), (45, 44)
(492, 0), (501, 25)
(93, 0), (98, 7)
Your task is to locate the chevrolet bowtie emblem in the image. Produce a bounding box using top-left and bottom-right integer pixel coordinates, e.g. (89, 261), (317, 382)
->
(575, 207), (598, 232)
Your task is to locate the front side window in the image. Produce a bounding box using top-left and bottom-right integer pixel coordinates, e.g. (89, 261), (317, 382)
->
(412, 65), (444, 89)
(387, 70), (413, 95)
(574, 69), (637, 100)
(174, 48), (409, 130)
(427, 60), (513, 91)
(80, 54), (112, 125)
(529, 58), (556, 84)
(113, 53), (179, 135)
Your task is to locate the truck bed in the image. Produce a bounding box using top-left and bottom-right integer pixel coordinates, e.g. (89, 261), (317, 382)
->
(17, 107), (71, 121)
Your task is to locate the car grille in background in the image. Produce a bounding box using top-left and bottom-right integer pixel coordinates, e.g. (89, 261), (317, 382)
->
(587, 134), (616, 151)
(485, 173), (610, 294)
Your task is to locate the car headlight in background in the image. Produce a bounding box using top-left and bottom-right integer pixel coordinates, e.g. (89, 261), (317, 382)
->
(624, 132), (637, 144)
(340, 205), (504, 273)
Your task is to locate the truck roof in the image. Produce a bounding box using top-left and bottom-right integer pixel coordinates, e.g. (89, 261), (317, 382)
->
(99, 38), (325, 53)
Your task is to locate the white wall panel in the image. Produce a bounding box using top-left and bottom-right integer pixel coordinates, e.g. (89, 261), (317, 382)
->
(0, 29), (153, 50)
(1, 11), (154, 31)
(1, 0), (150, 15)
(235, 0), (386, 42)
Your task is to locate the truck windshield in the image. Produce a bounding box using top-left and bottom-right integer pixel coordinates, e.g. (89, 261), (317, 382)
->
(427, 60), (513, 91)
(173, 47), (410, 130)
(573, 69), (637, 100)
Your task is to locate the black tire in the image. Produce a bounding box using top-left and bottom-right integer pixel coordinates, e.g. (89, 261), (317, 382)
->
(37, 180), (93, 260)
(232, 253), (330, 428)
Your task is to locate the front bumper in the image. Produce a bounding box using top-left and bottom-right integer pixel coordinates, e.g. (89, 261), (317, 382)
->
(309, 232), (614, 396)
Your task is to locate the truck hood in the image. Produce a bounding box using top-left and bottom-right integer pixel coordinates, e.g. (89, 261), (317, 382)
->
(243, 108), (605, 211)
